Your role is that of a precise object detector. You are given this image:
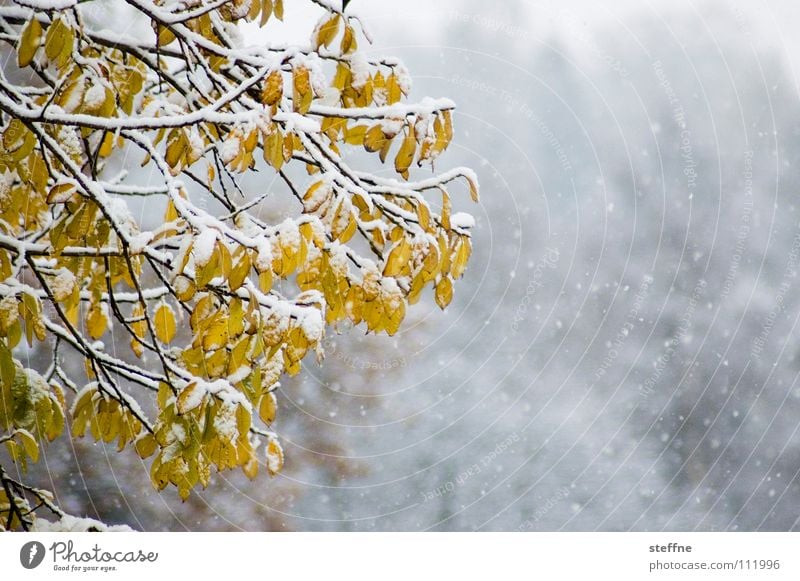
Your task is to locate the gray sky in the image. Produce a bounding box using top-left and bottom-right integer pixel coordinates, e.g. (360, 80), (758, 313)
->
(242, 0), (800, 99)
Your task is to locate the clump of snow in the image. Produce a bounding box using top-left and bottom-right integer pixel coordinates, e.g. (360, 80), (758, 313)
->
(226, 364), (252, 385)
(177, 383), (205, 415)
(302, 179), (332, 215)
(273, 111), (321, 134)
(212, 400), (239, 441)
(349, 52), (370, 89)
(298, 309), (324, 343)
(219, 134), (241, 164)
(170, 422), (187, 445)
(255, 237), (273, 271)
(317, 86), (341, 107)
(83, 82), (107, 110)
(381, 117), (404, 138)
(380, 275), (401, 293)
(129, 232), (154, 254)
(193, 228), (218, 267)
(203, 378), (250, 409)
(372, 86), (387, 107)
(306, 54), (327, 95)
(450, 212), (475, 230)
(328, 243), (349, 278)
(51, 269), (76, 301)
(174, 276), (192, 297)
(58, 126), (82, 159)
(61, 80), (85, 113)
(278, 218), (301, 253)
(229, 0), (252, 20)
(106, 197), (140, 239)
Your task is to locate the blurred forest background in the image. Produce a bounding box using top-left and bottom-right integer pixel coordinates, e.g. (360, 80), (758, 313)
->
(8, 0), (800, 530)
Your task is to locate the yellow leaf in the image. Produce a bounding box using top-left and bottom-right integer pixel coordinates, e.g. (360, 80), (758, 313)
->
(87, 304), (107, 340)
(340, 24), (357, 55)
(44, 17), (66, 61)
(45, 395), (64, 442)
(260, 0), (273, 26)
(315, 14), (341, 49)
(176, 381), (202, 414)
(364, 125), (386, 152)
(228, 335), (250, 375)
(338, 214), (357, 243)
(202, 318), (228, 351)
(228, 299), (246, 338)
(417, 202), (431, 231)
(292, 66), (312, 114)
(157, 25), (176, 47)
(451, 238), (472, 279)
(130, 338), (144, 357)
(345, 124), (367, 146)
(395, 129), (417, 178)
(131, 304), (146, 339)
(56, 25), (73, 68)
(435, 276), (453, 310)
(258, 269), (273, 293)
(165, 130), (187, 173)
(466, 173), (480, 202)
(443, 110), (454, 143)
(441, 188), (451, 230)
(134, 433), (157, 459)
(261, 70), (283, 106)
(263, 128), (284, 170)
(383, 239), (411, 277)
(98, 131), (115, 157)
(258, 392), (277, 424)
(154, 303), (176, 344)
(164, 199), (179, 222)
(46, 182), (76, 204)
(248, 0), (261, 20)
(229, 250), (252, 291)
(386, 74), (402, 104)
(266, 438), (284, 475)
(17, 18), (42, 68)
(242, 454), (259, 479)
(16, 429), (39, 462)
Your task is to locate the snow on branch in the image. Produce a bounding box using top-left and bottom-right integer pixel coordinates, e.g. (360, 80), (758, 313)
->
(0, 0), (477, 527)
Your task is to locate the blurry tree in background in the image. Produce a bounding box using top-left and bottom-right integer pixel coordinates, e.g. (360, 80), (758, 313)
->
(0, 0), (476, 530)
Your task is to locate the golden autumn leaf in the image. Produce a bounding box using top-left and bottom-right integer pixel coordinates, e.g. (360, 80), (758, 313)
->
(261, 70), (283, 106)
(258, 391), (277, 424)
(266, 438), (284, 475)
(292, 66), (313, 114)
(44, 17), (67, 61)
(17, 18), (42, 68)
(154, 303), (176, 344)
(394, 129), (417, 179)
(135, 433), (157, 459)
(315, 14), (341, 49)
(86, 304), (108, 340)
(435, 276), (453, 310)
(341, 24), (357, 54)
